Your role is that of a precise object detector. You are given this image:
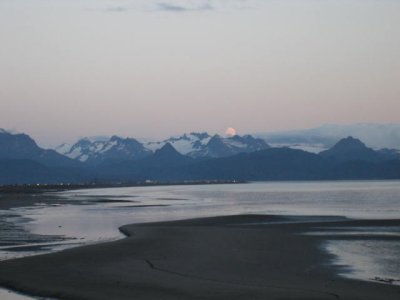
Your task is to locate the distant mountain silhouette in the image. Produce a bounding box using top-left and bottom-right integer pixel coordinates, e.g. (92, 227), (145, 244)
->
(0, 159), (87, 185)
(94, 143), (193, 182)
(377, 148), (400, 160)
(184, 147), (327, 181)
(180, 145), (400, 181)
(1, 131), (400, 184)
(320, 136), (387, 162)
(138, 143), (193, 170)
(154, 142), (186, 159)
(0, 131), (78, 167)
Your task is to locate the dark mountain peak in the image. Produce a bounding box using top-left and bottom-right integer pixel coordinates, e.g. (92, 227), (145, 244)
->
(0, 131), (77, 167)
(332, 136), (367, 150)
(110, 135), (123, 142)
(109, 135), (142, 146)
(190, 132), (210, 140)
(0, 131), (40, 157)
(154, 143), (181, 157)
(0, 130), (37, 145)
(230, 134), (253, 143)
(209, 134), (223, 142)
(320, 136), (380, 163)
(229, 134), (270, 150)
(76, 138), (93, 146)
(232, 134), (249, 140)
(149, 142), (191, 167)
(207, 134), (225, 146)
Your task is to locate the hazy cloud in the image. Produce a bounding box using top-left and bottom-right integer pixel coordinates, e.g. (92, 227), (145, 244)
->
(92, 1), (255, 14)
(156, 2), (213, 12)
(105, 6), (129, 12)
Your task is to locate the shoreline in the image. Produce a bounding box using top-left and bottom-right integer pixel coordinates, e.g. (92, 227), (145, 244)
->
(2, 178), (400, 195)
(0, 215), (399, 299)
(0, 180), (245, 194)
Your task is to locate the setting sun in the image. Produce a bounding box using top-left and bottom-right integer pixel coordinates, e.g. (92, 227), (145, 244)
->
(225, 127), (237, 137)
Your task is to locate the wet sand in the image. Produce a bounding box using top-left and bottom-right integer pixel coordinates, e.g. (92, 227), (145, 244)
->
(0, 215), (399, 300)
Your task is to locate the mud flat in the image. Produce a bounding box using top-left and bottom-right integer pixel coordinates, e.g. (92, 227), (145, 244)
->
(0, 215), (399, 300)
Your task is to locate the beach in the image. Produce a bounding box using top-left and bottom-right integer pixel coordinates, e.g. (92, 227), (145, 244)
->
(0, 214), (399, 300)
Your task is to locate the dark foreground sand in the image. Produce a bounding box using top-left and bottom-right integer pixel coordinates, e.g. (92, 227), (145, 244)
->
(0, 215), (399, 300)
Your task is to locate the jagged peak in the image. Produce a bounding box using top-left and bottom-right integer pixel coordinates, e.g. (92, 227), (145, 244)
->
(75, 138), (93, 146)
(208, 134), (224, 143)
(110, 135), (124, 142)
(155, 142), (179, 155)
(189, 132), (211, 139)
(111, 136), (143, 146)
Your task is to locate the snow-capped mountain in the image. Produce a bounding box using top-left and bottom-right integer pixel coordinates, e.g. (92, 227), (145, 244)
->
(56, 132), (270, 163)
(144, 132), (270, 158)
(189, 134), (270, 158)
(144, 132), (212, 155)
(55, 136), (151, 164)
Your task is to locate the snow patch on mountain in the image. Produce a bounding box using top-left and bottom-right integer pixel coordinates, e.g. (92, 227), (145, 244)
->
(144, 132), (269, 158)
(54, 143), (71, 154)
(55, 136), (150, 163)
(56, 132), (270, 162)
(145, 132), (211, 154)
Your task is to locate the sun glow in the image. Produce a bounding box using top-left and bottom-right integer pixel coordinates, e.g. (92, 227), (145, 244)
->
(225, 127), (237, 137)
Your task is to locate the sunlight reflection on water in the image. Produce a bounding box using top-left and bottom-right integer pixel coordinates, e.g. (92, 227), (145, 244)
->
(325, 239), (400, 285)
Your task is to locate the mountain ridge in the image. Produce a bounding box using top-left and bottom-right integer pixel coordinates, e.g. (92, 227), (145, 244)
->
(56, 132), (270, 163)
(0, 131), (78, 168)
(1, 130), (400, 184)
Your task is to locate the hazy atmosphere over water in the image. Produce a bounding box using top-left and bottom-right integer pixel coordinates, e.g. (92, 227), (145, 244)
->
(1, 0), (400, 146)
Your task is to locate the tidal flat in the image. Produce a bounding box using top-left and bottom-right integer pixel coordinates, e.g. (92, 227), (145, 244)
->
(0, 181), (399, 299)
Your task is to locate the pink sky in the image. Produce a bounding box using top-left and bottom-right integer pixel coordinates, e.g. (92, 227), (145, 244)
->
(1, 0), (399, 146)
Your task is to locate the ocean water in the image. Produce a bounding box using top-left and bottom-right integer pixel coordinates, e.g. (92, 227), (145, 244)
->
(0, 180), (399, 298)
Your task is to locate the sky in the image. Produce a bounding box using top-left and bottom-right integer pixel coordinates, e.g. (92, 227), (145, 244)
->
(1, 0), (400, 147)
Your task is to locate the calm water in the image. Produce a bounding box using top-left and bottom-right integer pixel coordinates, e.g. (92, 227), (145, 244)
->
(0, 180), (400, 298)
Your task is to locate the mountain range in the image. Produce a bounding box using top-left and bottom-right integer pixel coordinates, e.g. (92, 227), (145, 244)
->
(1, 128), (400, 184)
(55, 132), (270, 164)
(55, 136), (151, 164)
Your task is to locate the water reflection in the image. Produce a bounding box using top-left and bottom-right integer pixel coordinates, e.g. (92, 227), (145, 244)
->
(1, 180), (400, 286)
(325, 239), (400, 285)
